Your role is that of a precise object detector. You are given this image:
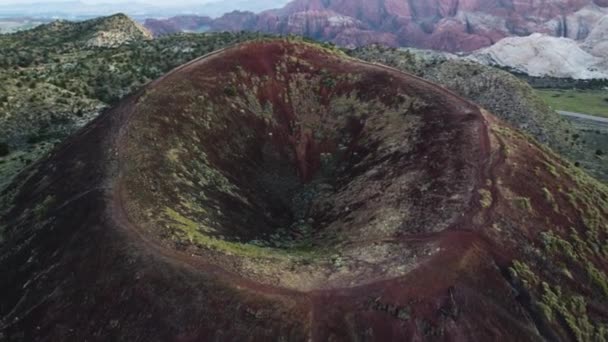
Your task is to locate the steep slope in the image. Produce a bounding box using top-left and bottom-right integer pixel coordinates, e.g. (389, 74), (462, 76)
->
(1, 40), (608, 341)
(583, 14), (608, 56)
(144, 0), (608, 52)
(543, 4), (608, 41)
(469, 33), (608, 79)
(349, 46), (608, 181)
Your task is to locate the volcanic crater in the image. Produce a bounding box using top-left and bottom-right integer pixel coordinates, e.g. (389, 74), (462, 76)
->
(2, 39), (608, 341)
(119, 40), (482, 290)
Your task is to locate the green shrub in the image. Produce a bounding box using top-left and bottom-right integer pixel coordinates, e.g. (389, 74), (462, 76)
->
(514, 197), (533, 212)
(33, 195), (56, 220)
(321, 76), (336, 88)
(223, 85), (237, 97)
(0, 142), (9, 157)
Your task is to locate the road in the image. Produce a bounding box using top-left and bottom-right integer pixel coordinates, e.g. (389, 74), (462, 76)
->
(557, 110), (608, 124)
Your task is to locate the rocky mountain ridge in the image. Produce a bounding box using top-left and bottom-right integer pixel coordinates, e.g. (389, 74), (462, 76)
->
(84, 13), (153, 47)
(11, 13), (153, 48)
(144, 0), (608, 52)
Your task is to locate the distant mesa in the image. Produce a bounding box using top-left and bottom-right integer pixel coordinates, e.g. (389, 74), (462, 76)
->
(143, 15), (214, 36)
(1, 40), (608, 340)
(596, 0), (608, 6)
(143, 0), (608, 52)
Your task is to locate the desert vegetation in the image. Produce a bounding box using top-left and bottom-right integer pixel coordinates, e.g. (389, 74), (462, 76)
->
(537, 89), (608, 118)
(0, 16), (270, 189)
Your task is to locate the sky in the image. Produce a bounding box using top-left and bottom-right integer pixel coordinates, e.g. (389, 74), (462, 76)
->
(0, 0), (291, 17)
(0, 0), (218, 5)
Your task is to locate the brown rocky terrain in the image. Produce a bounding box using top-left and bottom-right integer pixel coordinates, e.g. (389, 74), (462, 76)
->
(144, 0), (608, 51)
(1, 40), (608, 341)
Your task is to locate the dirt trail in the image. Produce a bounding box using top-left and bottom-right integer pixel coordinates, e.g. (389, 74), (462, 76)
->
(558, 110), (608, 123)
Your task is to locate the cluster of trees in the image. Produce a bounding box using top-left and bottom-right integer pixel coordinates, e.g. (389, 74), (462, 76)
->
(1, 29), (267, 107)
(0, 28), (273, 151)
(0, 142), (9, 157)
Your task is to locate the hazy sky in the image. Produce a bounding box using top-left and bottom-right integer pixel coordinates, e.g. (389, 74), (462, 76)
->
(0, 0), (219, 5)
(0, 0), (290, 16)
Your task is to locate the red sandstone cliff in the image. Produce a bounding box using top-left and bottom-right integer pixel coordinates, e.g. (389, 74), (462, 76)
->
(144, 0), (608, 52)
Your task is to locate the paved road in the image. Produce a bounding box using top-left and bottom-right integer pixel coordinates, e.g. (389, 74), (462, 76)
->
(557, 110), (608, 124)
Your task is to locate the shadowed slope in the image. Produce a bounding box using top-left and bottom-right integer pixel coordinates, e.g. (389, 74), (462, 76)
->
(1, 40), (608, 341)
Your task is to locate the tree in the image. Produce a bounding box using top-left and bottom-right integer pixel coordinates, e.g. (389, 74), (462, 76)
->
(0, 142), (9, 157)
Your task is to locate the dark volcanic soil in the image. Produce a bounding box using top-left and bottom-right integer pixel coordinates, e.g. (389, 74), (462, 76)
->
(1, 39), (608, 341)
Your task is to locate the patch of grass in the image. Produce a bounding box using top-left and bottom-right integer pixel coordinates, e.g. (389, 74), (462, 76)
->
(478, 189), (493, 208)
(163, 208), (324, 260)
(223, 85), (237, 97)
(33, 195), (56, 220)
(542, 187), (559, 212)
(544, 162), (560, 178)
(321, 75), (336, 88)
(514, 196), (533, 212)
(509, 260), (539, 288)
(542, 187), (554, 203)
(541, 231), (578, 260)
(537, 89), (608, 118)
(539, 283), (601, 341)
(510, 259), (608, 341)
(586, 261), (608, 298)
